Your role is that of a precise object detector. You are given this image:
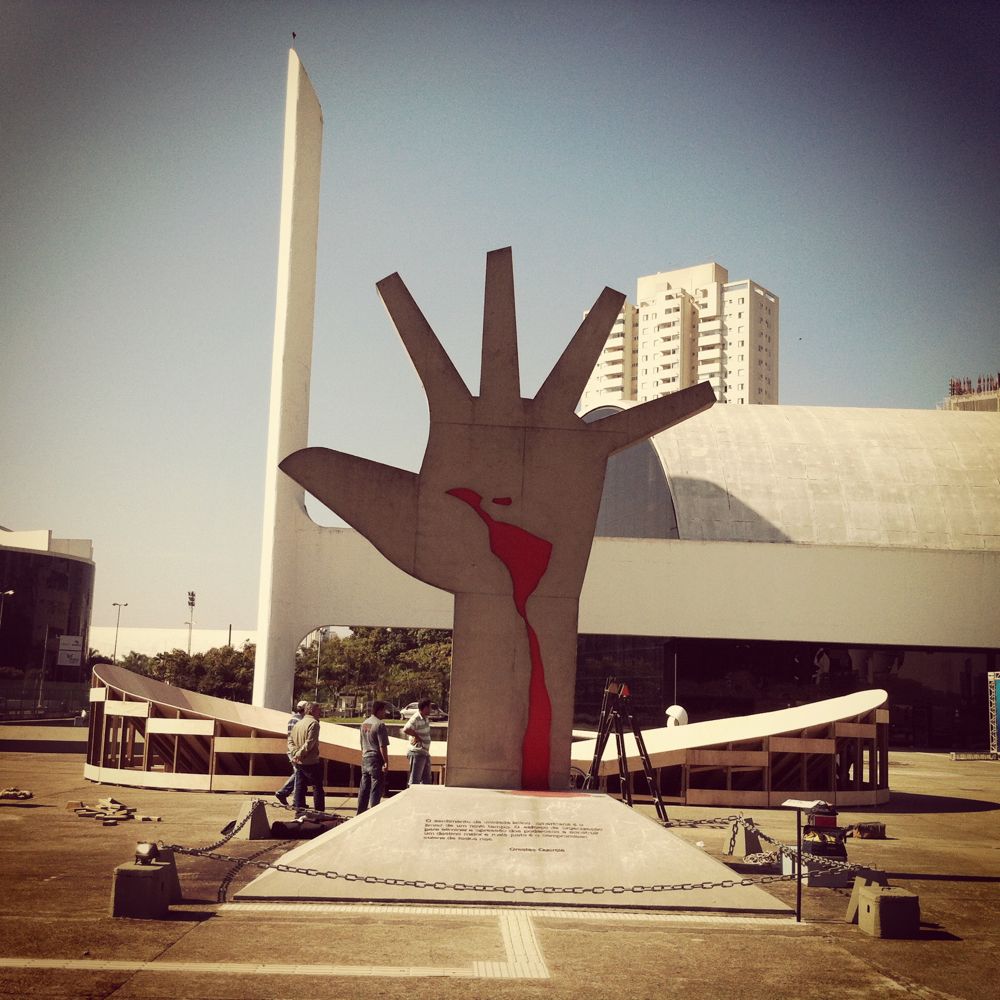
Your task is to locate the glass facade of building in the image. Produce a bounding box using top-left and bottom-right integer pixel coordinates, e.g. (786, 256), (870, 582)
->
(0, 546), (94, 710)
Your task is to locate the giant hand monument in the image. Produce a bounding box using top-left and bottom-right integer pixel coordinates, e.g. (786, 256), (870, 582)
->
(280, 247), (714, 790)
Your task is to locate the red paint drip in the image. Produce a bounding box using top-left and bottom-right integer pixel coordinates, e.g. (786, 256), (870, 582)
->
(447, 487), (553, 790)
(492, 496), (512, 506)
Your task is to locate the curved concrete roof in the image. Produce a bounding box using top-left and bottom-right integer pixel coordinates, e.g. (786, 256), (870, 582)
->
(597, 405), (999, 550)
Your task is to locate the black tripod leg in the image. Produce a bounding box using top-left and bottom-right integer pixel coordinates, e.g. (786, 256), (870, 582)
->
(614, 711), (632, 807)
(584, 683), (616, 790)
(631, 718), (668, 823)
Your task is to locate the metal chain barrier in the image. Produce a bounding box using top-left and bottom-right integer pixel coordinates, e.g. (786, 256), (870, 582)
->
(192, 801), (264, 853)
(216, 840), (293, 903)
(159, 808), (871, 898)
(267, 799), (348, 825)
(724, 815), (876, 878)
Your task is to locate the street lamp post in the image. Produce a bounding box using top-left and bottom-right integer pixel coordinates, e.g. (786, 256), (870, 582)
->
(315, 627), (326, 702)
(112, 602), (128, 663)
(0, 589), (13, 636)
(0, 589), (13, 668)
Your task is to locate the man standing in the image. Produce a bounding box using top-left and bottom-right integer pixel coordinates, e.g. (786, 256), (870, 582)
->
(275, 700), (307, 806)
(288, 702), (325, 815)
(357, 700), (391, 813)
(401, 698), (433, 786)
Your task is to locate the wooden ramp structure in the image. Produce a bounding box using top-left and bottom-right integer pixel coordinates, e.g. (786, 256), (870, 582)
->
(84, 664), (421, 793)
(85, 665), (888, 806)
(571, 688), (890, 808)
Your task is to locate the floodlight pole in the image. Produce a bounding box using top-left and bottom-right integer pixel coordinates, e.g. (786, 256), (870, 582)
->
(112, 602), (128, 663)
(186, 591), (196, 655)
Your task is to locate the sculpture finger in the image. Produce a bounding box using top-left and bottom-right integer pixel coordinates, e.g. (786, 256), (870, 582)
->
(376, 272), (473, 421)
(479, 247), (521, 411)
(280, 447), (419, 574)
(534, 287), (627, 417)
(593, 381), (715, 454)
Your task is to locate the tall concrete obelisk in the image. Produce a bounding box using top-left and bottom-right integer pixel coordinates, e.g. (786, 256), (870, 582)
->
(253, 51), (323, 710)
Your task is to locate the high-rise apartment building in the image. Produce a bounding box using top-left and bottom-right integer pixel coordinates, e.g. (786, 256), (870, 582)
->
(578, 262), (778, 411)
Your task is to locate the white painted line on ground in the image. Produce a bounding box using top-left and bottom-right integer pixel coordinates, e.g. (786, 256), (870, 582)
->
(222, 900), (804, 926)
(0, 958), (474, 978)
(0, 911), (551, 981)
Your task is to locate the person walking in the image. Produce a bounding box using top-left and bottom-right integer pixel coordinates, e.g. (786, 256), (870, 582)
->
(288, 702), (325, 815)
(401, 698), (433, 786)
(274, 700), (307, 806)
(357, 700), (391, 813)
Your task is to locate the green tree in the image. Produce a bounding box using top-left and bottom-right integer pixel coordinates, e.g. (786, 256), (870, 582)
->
(200, 642), (256, 702)
(117, 644), (256, 703)
(119, 651), (152, 676)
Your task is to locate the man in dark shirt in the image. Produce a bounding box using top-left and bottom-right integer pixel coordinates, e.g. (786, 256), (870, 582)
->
(357, 701), (391, 814)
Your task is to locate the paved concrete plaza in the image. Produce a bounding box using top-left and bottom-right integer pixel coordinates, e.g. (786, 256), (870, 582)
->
(0, 750), (997, 999)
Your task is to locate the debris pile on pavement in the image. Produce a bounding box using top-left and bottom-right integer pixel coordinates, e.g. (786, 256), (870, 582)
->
(846, 821), (887, 839)
(1, 787), (33, 800)
(67, 796), (161, 826)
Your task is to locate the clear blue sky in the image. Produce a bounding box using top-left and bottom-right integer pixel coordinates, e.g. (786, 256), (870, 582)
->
(2, 1), (997, 630)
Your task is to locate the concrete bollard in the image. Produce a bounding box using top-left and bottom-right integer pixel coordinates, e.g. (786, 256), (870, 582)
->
(728, 820), (763, 858)
(233, 799), (273, 840)
(858, 885), (920, 938)
(109, 862), (171, 919)
(151, 848), (184, 902)
(845, 873), (890, 923)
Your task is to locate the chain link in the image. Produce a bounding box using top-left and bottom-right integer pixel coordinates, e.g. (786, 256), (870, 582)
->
(723, 816), (874, 878)
(267, 799), (348, 824)
(217, 840), (293, 903)
(192, 800), (263, 853)
(159, 840), (804, 895)
(664, 813), (743, 829)
(160, 808), (872, 898)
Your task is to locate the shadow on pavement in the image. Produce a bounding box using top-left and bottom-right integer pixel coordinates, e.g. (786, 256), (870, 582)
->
(887, 871), (1000, 884)
(879, 791), (1000, 814)
(917, 922), (962, 942)
(162, 909), (214, 923)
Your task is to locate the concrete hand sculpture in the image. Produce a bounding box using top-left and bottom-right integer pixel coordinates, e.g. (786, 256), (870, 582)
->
(280, 248), (713, 790)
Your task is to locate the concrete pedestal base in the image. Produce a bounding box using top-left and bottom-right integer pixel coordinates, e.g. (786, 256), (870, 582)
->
(236, 786), (790, 913)
(859, 885), (920, 938)
(109, 862), (172, 919)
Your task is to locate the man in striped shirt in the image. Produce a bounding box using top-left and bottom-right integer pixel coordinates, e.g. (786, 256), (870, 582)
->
(401, 698), (433, 786)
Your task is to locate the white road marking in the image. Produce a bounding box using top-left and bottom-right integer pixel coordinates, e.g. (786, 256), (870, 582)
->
(0, 909), (550, 981)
